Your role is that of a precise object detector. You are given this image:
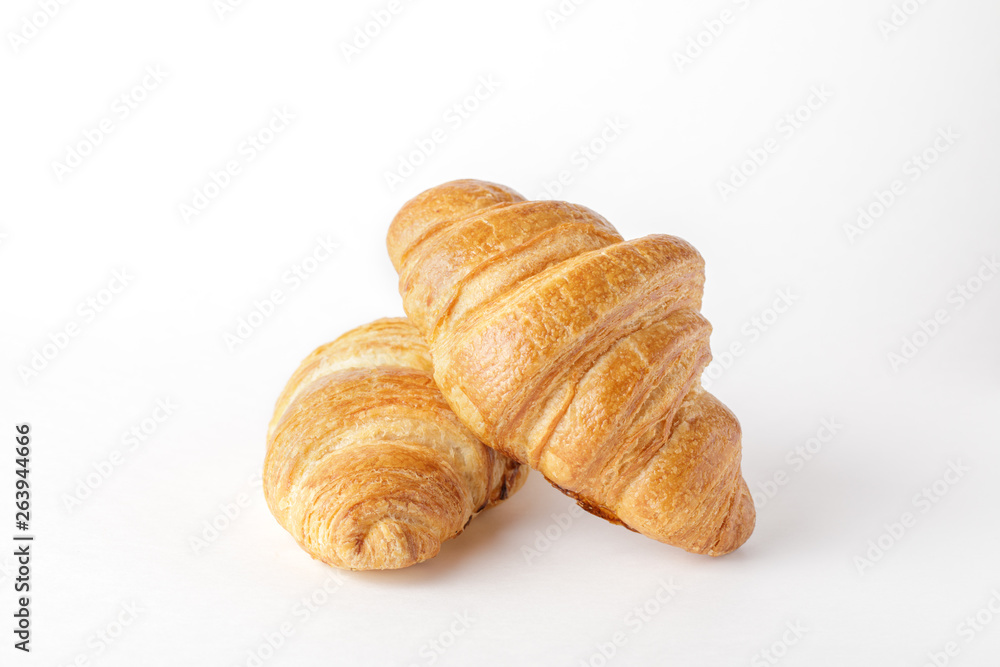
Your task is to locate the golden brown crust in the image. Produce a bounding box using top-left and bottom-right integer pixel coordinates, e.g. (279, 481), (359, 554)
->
(387, 180), (755, 556)
(263, 317), (528, 570)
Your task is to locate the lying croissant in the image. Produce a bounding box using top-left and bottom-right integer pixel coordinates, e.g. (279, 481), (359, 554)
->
(263, 318), (527, 570)
(388, 180), (755, 556)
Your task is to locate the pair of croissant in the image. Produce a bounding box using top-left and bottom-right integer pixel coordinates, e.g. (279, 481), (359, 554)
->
(264, 180), (755, 570)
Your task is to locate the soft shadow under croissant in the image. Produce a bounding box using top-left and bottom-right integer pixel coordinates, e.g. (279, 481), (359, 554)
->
(387, 179), (755, 556)
(263, 317), (527, 570)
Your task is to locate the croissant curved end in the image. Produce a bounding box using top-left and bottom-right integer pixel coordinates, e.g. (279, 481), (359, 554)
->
(351, 519), (441, 570)
(704, 478), (756, 556)
(324, 498), (460, 571)
(387, 179), (526, 272)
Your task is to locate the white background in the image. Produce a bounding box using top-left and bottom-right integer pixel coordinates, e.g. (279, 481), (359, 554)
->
(2, 0), (999, 665)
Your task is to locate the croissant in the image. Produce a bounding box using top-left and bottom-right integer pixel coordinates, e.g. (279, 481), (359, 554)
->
(387, 180), (754, 556)
(263, 317), (527, 570)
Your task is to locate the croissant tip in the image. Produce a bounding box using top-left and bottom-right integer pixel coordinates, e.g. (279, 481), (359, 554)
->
(704, 480), (756, 557)
(337, 518), (443, 571)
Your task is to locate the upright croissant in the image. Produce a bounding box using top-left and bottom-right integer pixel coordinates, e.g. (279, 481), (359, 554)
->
(387, 180), (754, 556)
(264, 318), (527, 570)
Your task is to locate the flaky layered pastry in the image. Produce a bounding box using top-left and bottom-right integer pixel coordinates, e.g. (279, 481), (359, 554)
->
(387, 180), (754, 556)
(264, 318), (527, 570)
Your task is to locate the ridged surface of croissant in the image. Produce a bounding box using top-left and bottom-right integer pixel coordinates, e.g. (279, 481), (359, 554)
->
(264, 317), (527, 570)
(388, 180), (755, 556)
